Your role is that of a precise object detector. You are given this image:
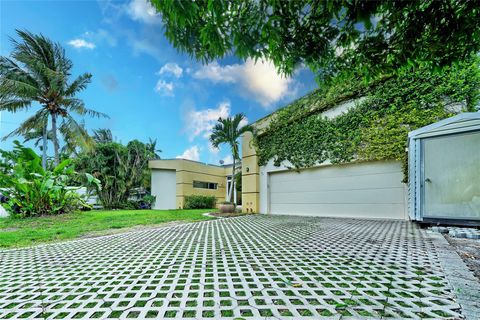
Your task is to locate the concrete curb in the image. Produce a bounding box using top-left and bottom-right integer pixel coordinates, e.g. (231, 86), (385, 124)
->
(202, 212), (224, 219)
(428, 232), (480, 319)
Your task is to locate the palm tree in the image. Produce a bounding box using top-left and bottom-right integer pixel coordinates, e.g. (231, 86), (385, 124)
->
(147, 137), (162, 160)
(0, 30), (108, 166)
(210, 113), (252, 204)
(93, 128), (114, 143)
(23, 121), (93, 159)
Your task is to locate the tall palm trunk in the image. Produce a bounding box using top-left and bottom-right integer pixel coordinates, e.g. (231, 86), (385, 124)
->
(51, 112), (59, 166)
(41, 123), (47, 169)
(230, 156), (235, 205)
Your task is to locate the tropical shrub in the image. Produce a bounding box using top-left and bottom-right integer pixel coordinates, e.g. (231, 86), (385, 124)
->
(184, 195), (216, 209)
(139, 194), (156, 209)
(118, 195), (156, 210)
(0, 142), (100, 217)
(74, 139), (156, 209)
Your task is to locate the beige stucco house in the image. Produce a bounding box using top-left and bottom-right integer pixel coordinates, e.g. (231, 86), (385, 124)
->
(241, 98), (409, 219)
(149, 159), (239, 209)
(150, 88), (473, 221)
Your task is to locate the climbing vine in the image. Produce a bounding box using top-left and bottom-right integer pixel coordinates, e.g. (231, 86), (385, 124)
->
(255, 58), (480, 180)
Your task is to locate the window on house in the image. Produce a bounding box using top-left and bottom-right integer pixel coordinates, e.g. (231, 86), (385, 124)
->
(193, 181), (218, 190)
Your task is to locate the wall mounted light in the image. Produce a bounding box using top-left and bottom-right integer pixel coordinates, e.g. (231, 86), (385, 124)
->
(246, 167), (250, 172)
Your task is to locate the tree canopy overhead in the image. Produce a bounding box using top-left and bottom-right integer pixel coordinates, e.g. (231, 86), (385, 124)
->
(151, 0), (480, 82)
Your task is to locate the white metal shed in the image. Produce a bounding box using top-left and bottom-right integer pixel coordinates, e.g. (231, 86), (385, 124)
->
(408, 113), (480, 225)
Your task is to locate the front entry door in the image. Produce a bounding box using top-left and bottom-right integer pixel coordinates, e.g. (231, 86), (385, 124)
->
(422, 131), (480, 220)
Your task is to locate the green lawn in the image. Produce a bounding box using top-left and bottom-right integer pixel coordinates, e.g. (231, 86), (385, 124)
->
(0, 209), (213, 249)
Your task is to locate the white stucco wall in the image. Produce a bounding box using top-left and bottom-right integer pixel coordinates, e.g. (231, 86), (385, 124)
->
(321, 97), (366, 119)
(0, 204), (8, 217)
(151, 169), (177, 210)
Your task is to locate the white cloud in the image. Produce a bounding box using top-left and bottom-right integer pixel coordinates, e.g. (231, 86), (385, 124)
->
(84, 29), (117, 47)
(184, 101), (231, 141)
(126, 0), (161, 24)
(183, 101), (250, 141)
(68, 39), (95, 49)
(239, 117), (249, 128)
(158, 63), (183, 78)
(208, 143), (220, 155)
(154, 80), (174, 96)
(193, 61), (236, 83)
(176, 146), (200, 161)
(193, 58), (295, 107)
(221, 155), (233, 165)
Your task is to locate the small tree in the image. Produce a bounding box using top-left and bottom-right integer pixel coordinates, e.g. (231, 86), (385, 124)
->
(210, 114), (252, 204)
(75, 139), (158, 209)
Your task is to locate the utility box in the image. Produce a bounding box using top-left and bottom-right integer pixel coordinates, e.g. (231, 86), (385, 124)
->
(408, 113), (480, 225)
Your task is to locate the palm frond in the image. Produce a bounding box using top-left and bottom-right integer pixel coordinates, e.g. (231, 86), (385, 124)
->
(2, 109), (48, 141)
(22, 126), (53, 148)
(209, 113), (251, 159)
(12, 29), (72, 95)
(65, 73), (92, 96)
(60, 116), (95, 153)
(62, 98), (109, 118)
(0, 98), (32, 112)
(93, 128), (113, 143)
(0, 57), (41, 98)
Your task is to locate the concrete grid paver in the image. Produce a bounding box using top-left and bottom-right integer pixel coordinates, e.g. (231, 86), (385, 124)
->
(0, 215), (468, 319)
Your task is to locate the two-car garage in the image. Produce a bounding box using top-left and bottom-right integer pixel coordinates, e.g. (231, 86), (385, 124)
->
(264, 160), (407, 220)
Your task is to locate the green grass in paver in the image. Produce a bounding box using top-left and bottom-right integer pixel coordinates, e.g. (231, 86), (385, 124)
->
(240, 309), (254, 317)
(108, 311), (122, 318)
(19, 312), (35, 319)
(221, 310), (234, 317)
(164, 310), (178, 318)
(183, 310), (196, 318)
(259, 309), (274, 317)
(145, 311), (158, 318)
(202, 310), (215, 318)
(220, 300), (232, 306)
(279, 309), (293, 316)
(0, 209), (212, 248)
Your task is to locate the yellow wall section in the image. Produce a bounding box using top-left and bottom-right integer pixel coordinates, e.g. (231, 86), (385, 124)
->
(241, 132), (260, 213)
(149, 159), (230, 209)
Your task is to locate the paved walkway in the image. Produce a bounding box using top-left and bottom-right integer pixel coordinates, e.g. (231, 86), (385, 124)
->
(0, 215), (474, 319)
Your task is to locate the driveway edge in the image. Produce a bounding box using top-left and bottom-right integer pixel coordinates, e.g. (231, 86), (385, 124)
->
(428, 232), (480, 319)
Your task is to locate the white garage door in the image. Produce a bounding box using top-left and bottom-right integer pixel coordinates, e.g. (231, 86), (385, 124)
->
(268, 161), (406, 219)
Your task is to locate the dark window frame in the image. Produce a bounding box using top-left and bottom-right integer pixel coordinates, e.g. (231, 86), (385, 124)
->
(193, 180), (218, 190)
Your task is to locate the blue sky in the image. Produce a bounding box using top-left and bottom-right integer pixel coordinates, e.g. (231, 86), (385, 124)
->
(0, 0), (317, 164)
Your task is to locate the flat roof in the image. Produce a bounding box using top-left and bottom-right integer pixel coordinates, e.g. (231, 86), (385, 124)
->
(150, 158), (238, 168)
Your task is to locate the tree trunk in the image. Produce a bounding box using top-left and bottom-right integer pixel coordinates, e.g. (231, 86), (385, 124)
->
(51, 113), (60, 166)
(230, 156), (235, 205)
(41, 123), (47, 169)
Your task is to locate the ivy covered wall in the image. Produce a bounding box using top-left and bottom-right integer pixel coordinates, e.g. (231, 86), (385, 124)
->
(254, 59), (480, 180)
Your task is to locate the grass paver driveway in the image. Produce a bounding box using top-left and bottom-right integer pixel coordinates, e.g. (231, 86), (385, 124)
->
(0, 215), (470, 319)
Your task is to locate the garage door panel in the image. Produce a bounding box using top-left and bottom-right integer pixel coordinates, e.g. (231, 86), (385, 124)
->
(270, 203), (405, 219)
(271, 161), (401, 182)
(270, 187), (404, 205)
(270, 172), (403, 193)
(268, 161), (406, 219)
